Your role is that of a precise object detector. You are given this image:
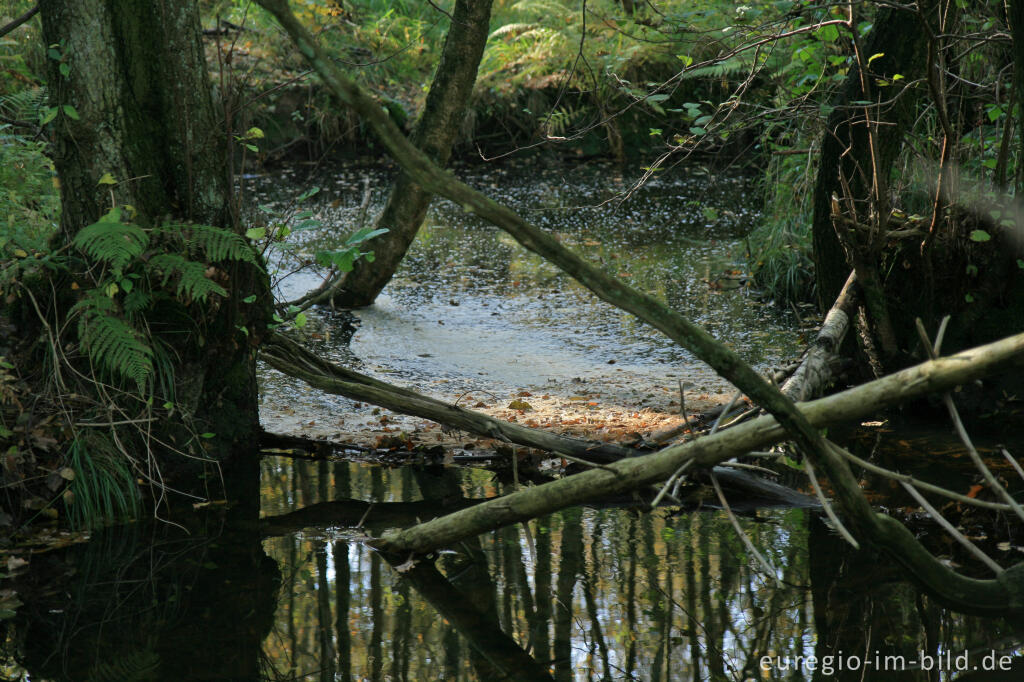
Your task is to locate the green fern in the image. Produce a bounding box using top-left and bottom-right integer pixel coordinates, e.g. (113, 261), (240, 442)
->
(123, 289), (153, 315)
(148, 253), (228, 302)
(70, 291), (154, 390)
(0, 86), (48, 122)
(683, 58), (751, 80)
(72, 209), (149, 274)
(160, 224), (256, 264)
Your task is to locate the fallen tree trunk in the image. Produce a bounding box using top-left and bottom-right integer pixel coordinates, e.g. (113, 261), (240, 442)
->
(261, 332), (639, 463)
(366, 331), (1024, 614)
(262, 332), (816, 508)
(252, 0), (849, 518)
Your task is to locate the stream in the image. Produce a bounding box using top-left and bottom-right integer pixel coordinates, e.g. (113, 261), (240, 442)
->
(3, 161), (1021, 681)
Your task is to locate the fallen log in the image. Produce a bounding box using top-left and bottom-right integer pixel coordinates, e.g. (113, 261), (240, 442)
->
(262, 332), (818, 508)
(366, 332), (1024, 574)
(261, 331), (639, 464)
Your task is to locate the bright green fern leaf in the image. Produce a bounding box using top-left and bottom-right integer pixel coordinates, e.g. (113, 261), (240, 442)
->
(148, 253), (228, 302)
(73, 209), (149, 274)
(70, 291), (153, 390)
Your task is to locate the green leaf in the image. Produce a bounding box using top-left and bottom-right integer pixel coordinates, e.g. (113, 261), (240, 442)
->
(201, 432), (216, 439)
(867, 52), (885, 65)
(1017, 259), (1024, 270)
(689, 126), (706, 135)
(40, 107), (58, 125)
(969, 230), (991, 242)
(296, 187), (321, 202)
(344, 227), (388, 246)
(965, 293), (975, 303)
(59, 63), (70, 78)
(62, 104), (79, 120)
(244, 143), (258, 152)
(242, 294), (257, 303)
(245, 227), (266, 240)
(294, 312), (308, 328)
(677, 54), (694, 67)
(815, 24), (839, 42)
(97, 172), (117, 186)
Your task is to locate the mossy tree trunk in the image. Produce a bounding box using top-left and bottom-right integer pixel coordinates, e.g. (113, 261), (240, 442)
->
(331, 0), (493, 308)
(38, 0), (269, 471)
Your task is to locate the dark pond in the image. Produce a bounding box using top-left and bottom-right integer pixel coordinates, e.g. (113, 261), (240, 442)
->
(2, 161), (1022, 680)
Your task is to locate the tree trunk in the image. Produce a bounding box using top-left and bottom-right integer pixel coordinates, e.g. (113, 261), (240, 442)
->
(331, 0), (493, 308)
(810, 5), (928, 349)
(38, 0), (269, 468)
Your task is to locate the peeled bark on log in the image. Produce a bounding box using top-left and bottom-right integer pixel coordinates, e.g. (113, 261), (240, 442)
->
(780, 271), (859, 402)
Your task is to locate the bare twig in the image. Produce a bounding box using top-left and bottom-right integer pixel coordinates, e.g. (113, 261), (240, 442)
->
(900, 481), (1004, 575)
(710, 472), (780, 584)
(804, 455), (860, 549)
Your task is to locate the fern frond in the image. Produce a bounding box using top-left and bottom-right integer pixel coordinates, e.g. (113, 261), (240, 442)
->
(148, 253), (228, 302)
(70, 291), (153, 390)
(511, 0), (571, 16)
(683, 58), (751, 79)
(123, 289), (152, 315)
(489, 22), (537, 39)
(0, 87), (47, 121)
(159, 224), (256, 264)
(73, 213), (149, 273)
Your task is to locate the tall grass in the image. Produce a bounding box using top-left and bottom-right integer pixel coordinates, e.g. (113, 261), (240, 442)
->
(65, 434), (141, 529)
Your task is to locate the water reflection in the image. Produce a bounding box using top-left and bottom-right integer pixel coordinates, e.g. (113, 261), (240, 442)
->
(254, 457), (1022, 681)
(4, 454), (1021, 680)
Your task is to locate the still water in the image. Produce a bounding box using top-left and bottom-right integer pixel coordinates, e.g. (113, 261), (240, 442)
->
(3, 161), (1021, 680)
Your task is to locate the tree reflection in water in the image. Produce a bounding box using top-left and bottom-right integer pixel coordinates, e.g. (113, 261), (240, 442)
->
(258, 457), (1023, 681)
(3, 455), (1020, 681)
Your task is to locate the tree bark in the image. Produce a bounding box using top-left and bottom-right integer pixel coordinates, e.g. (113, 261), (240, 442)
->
(780, 271), (858, 402)
(810, 5), (928, 341)
(331, 0), (493, 307)
(38, 0), (269, 462)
